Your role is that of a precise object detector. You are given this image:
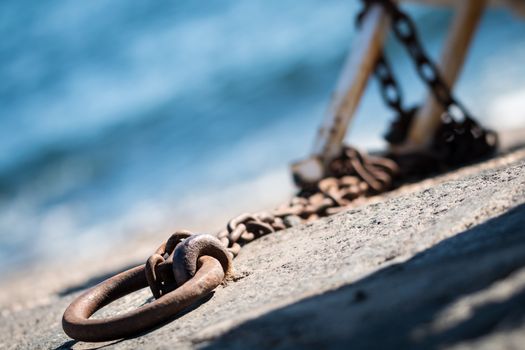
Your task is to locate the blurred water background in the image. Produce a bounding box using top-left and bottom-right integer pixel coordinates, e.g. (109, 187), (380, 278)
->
(1, 0), (525, 277)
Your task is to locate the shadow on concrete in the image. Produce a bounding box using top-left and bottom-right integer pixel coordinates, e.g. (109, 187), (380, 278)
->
(201, 203), (525, 349)
(54, 340), (77, 350)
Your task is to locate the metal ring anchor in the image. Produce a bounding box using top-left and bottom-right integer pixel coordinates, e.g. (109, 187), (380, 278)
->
(62, 235), (231, 342)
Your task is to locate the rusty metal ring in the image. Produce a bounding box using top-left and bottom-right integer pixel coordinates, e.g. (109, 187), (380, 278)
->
(172, 234), (232, 287)
(62, 255), (226, 342)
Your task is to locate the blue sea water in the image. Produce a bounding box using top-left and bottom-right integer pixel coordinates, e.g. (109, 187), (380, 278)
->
(1, 1), (524, 275)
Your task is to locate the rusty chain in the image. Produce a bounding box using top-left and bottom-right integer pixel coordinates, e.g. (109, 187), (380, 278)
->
(62, 1), (499, 342)
(373, 54), (418, 145)
(137, 146), (399, 318)
(62, 146), (399, 342)
(145, 146), (399, 298)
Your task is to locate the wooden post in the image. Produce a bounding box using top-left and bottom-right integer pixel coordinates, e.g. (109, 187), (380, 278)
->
(313, 4), (390, 160)
(404, 0), (487, 148)
(292, 4), (390, 184)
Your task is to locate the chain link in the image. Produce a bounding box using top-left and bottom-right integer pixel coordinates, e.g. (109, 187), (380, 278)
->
(374, 54), (418, 144)
(383, 1), (472, 122)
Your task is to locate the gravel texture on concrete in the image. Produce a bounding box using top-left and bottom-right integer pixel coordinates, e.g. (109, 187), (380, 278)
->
(1, 148), (525, 350)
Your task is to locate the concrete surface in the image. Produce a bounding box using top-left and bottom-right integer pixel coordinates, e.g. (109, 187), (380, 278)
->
(1, 146), (525, 350)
